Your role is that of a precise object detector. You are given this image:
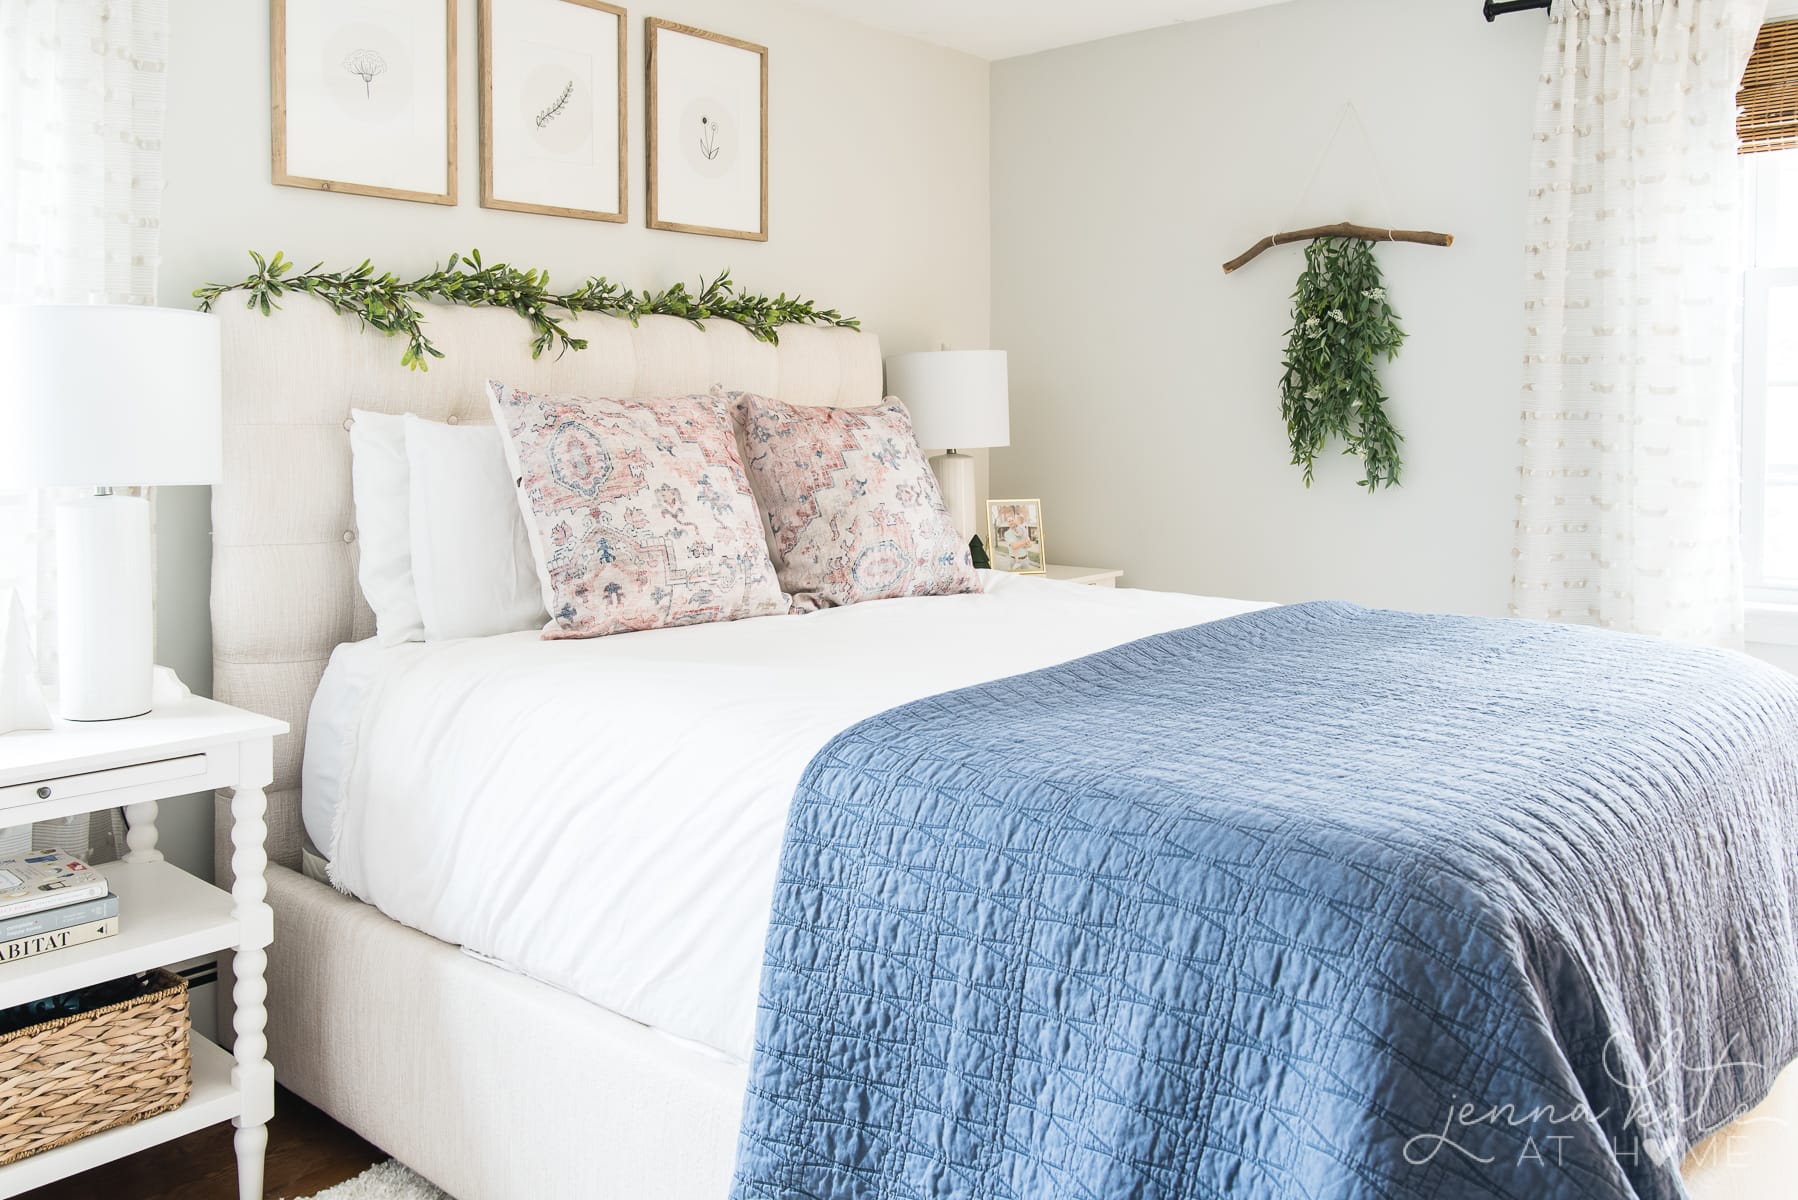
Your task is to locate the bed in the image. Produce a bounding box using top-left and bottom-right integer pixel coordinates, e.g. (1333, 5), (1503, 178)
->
(209, 296), (1798, 1199)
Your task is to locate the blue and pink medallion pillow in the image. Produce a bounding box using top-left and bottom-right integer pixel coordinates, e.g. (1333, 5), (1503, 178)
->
(731, 392), (980, 612)
(487, 381), (789, 638)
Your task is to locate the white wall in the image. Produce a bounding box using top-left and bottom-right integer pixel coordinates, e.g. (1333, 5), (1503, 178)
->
(991, 0), (1540, 612)
(151, 0), (990, 880)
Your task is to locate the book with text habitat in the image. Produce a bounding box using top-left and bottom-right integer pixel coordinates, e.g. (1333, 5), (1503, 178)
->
(0, 917), (118, 964)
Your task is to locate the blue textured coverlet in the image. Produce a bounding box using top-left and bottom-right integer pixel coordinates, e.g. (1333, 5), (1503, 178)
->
(732, 603), (1798, 1200)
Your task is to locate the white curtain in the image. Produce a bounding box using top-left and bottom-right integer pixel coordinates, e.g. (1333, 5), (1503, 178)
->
(0, 0), (170, 859)
(1512, 0), (1764, 644)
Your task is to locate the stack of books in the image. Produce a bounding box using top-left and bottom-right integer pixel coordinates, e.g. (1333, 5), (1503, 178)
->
(0, 852), (117, 963)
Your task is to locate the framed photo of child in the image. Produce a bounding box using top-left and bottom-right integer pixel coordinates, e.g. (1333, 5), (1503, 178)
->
(987, 499), (1046, 574)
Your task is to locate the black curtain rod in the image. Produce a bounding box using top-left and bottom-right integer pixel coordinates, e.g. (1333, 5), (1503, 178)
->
(1484, 0), (1551, 19)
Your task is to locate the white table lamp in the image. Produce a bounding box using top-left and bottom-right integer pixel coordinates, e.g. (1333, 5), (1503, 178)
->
(885, 350), (1009, 543)
(0, 304), (222, 721)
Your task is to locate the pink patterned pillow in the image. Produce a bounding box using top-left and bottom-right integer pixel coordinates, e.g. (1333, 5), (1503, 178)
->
(731, 392), (979, 612)
(488, 382), (789, 638)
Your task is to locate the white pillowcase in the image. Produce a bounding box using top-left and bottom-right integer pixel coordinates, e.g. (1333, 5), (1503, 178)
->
(403, 414), (547, 640)
(348, 409), (546, 643)
(348, 410), (425, 645)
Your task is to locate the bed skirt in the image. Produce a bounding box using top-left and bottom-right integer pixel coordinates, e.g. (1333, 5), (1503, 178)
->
(260, 864), (746, 1200)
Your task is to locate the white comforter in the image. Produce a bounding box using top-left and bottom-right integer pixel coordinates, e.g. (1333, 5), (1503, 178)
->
(314, 573), (1267, 1060)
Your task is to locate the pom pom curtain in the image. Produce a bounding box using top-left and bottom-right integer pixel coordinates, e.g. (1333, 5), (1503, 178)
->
(1511, 0), (1765, 644)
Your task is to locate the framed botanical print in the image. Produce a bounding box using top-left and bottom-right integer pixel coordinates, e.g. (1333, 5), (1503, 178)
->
(645, 19), (768, 241)
(271, 0), (458, 205)
(479, 0), (627, 222)
(988, 499), (1047, 574)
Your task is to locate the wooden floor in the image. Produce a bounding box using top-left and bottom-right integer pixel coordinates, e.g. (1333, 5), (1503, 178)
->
(17, 1088), (386, 1200)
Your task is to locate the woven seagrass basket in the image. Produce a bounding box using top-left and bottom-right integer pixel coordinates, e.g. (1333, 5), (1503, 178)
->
(0, 969), (191, 1166)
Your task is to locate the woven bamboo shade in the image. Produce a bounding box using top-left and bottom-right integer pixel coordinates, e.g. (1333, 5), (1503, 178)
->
(1742, 20), (1798, 155)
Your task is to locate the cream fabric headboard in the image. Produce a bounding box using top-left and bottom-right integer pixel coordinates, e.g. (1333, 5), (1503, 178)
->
(210, 296), (882, 875)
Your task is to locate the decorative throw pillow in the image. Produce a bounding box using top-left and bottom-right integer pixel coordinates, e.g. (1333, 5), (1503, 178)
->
(487, 382), (789, 638)
(731, 392), (980, 612)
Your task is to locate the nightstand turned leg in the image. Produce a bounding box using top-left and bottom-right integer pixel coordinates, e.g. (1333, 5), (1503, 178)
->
(235, 1124), (269, 1200)
(121, 800), (162, 863)
(230, 739), (276, 1200)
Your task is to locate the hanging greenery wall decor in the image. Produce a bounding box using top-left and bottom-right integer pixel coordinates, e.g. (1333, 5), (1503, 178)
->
(1278, 237), (1406, 490)
(194, 249), (860, 371)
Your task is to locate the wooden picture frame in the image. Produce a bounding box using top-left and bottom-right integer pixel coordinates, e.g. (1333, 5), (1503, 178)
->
(987, 499), (1048, 575)
(271, 0), (458, 205)
(479, 0), (628, 223)
(645, 18), (769, 241)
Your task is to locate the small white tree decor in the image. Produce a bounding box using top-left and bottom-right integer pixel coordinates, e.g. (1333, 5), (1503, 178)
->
(0, 590), (50, 734)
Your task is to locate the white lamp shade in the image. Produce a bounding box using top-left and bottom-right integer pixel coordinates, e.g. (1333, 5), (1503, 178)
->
(885, 350), (1009, 451)
(0, 304), (223, 488)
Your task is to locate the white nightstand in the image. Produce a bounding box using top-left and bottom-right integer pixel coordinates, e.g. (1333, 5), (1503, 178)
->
(1043, 564), (1125, 588)
(0, 692), (285, 1200)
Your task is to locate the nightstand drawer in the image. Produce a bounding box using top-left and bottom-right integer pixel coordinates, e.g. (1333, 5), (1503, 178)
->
(0, 754), (209, 812)
(1043, 565), (1124, 587)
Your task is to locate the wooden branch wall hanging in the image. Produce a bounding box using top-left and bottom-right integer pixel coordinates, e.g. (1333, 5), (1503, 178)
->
(1226, 103), (1455, 489)
(1221, 222), (1453, 275)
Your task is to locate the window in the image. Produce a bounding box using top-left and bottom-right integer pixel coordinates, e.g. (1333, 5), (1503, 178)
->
(1742, 150), (1798, 603)
(1741, 18), (1798, 622)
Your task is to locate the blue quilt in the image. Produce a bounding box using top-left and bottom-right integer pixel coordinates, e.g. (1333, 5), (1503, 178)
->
(732, 602), (1798, 1200)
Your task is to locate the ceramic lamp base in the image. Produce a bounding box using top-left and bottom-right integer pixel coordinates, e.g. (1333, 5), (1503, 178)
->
(930, 450), (977, 543)
(55, 493), (153, 721)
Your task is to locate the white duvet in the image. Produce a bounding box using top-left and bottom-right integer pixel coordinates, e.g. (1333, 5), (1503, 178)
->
(312, 573), (1267, 1061)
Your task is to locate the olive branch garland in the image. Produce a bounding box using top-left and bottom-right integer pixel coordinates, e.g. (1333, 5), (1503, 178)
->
(1278, 237), (1406, 491)
(193, 249), (861, 371)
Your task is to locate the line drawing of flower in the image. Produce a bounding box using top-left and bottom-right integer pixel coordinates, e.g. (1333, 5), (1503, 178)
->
(536, 80), (575, 128)
(342, 49), (387, 98)
(699, 114), (722, 160)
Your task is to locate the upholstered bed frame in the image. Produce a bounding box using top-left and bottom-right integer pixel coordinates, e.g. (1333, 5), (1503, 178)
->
(208, 295), (1794, 1198)
(209, 296), (878, 1199)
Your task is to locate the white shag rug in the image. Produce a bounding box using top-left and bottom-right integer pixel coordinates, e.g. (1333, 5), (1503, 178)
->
(291, 1159), (452, 1200)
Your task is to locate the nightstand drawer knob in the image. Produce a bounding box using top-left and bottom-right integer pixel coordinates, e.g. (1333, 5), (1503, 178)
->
(35, 787), (50, 799)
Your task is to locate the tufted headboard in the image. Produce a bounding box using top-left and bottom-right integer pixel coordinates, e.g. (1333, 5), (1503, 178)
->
(209, 295), (882, 878)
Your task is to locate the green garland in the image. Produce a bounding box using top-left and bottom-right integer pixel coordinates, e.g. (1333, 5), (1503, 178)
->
(193, 249), (860, 371)
(1278, 237), (1406, 490)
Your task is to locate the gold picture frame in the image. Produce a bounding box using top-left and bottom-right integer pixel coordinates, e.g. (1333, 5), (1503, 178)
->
(479, 0), (628, 223)
(987, 499), (1047, 575)
(271, 0), (459, 206)
(645, 18), (769, 241)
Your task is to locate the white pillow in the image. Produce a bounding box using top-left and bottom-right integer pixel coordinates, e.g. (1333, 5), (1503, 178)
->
(348, 410), (425, 645)
(403, 414), (547, 640)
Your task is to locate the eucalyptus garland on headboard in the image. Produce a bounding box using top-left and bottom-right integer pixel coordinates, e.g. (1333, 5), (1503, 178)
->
(193, 249), (860, 371)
